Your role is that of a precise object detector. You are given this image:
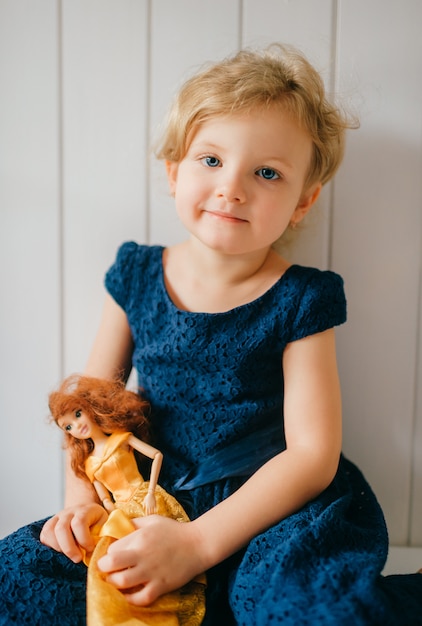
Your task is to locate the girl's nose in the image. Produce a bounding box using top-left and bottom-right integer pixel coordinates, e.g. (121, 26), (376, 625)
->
(215, 170), (247, 203)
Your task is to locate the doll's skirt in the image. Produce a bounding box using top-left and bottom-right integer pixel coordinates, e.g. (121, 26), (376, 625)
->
(1, 456), (422, 625)
(85, 507), (206, 626)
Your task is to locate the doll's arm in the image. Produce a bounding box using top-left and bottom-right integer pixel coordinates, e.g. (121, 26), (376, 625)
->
(93, 480), (116, 513)
(127, 435), (163, 515)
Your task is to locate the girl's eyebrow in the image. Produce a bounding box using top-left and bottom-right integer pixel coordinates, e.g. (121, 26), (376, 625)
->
(190, 141), (222, 153)
(265, 156), (294, 172)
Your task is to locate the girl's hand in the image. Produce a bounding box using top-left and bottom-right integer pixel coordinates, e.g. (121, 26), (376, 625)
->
(97, 515), (206, 606)
(40, 503), (108, 562)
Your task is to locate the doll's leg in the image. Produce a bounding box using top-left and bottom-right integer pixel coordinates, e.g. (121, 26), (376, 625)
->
(0, 518), (86, 626)
(228, 457), (422, 626)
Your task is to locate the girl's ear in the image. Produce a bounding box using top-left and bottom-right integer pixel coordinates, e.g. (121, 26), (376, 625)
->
(293, 182), (322, 224)
(165, 161), (179, 195)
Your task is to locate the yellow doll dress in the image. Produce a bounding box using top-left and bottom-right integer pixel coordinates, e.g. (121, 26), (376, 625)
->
(84, 432), (206, 626)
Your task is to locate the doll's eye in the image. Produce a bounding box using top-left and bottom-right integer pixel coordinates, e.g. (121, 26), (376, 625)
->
(256, 167), (280, 180)
(75, 409), (82, 418)
(65, 424), (72, 431)
(202, 156), (220, 168)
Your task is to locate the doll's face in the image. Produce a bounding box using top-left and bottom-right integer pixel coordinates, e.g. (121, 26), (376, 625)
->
(58, 409), (101, 440)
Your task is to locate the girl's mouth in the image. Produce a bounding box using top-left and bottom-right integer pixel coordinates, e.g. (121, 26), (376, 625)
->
(206, 209), (247, 223)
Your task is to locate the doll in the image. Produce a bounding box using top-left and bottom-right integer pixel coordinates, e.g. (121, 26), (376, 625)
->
(49, 374), (206, 626)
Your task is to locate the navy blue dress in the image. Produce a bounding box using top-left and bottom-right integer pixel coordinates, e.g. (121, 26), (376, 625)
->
(1, 242), (421, 625)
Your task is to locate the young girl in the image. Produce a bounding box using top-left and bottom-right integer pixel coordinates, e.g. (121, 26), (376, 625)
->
(1, 43), (421, 626)
(48, 374), (206, 625)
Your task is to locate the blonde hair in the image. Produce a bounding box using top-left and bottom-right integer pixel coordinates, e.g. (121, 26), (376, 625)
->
(156, 44), (356, 189)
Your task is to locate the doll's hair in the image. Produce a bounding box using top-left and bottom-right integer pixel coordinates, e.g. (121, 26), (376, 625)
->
(49, 374), (150, 479)
(156, 43), (357, 188)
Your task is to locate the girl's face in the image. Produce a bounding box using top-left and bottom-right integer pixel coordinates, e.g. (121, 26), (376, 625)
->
(58, 409), (102, 440)
(166, 106), (320, 256)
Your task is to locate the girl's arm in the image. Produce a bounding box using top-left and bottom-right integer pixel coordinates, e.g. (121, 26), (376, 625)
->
(85, 292), (134, 380)
(192, 328), (342, 564)
(66, 293), (134, 504)
(40, 294), (134, 558)
(128, 435), (163, 514)
(97, 327), (342, 605)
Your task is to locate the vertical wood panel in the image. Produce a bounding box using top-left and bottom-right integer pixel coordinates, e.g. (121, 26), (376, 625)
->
(242, 0), (336, 269)
(411, 281), (422, 543)
(61, 0), (149, 373)
(0, 0), (62, 537)
(149, 0), (241, 246)
(333, 0), (422, 544)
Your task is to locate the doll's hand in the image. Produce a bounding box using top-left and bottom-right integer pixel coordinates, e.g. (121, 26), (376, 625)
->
(142, 492), (157, 515)
(40, 503), (108, 563)
(97, 515), (206, 606)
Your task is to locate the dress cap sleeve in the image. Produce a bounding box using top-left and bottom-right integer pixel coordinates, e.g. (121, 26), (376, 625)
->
(289, 269), (346, 342)
(104, 241), (140, 310)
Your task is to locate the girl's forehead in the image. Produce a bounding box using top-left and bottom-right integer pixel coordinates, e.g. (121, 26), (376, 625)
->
(190, 106), (304, 140)
(189, 109), (311, 158)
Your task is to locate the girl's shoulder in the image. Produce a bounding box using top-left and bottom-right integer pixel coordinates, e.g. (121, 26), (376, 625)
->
(108, 241), (163, 276)
(283, 263), (345, 295)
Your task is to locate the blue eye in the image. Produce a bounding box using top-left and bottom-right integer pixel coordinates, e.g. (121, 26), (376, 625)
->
(202, 156), (221, 168)
(256, 167), (280, 180)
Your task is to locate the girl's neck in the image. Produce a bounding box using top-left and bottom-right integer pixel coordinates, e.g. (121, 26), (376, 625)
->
(163, 239), (290, 313)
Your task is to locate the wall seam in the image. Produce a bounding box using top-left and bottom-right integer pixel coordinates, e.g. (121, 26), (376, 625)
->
(57, 0), (65, 383)
(408, 277), (421, 545)
(407, 113), (422, 546)
(145, 0), (152, 245)
(327, 0), (340, 270)
(238, 0), (244, 50)
(57, 0), (66, 501)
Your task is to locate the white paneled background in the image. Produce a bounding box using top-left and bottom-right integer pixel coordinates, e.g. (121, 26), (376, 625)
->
(1, 0), (421, 570)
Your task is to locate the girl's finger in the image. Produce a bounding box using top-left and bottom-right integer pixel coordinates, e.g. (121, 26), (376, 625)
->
(123, 582), (161, 607)
(54, 517), (83, 562)
(39, 517), (61, 552)
(104, 563), (147, 591)
(97, 548), (138, 575)
(70, 515), (97, 553)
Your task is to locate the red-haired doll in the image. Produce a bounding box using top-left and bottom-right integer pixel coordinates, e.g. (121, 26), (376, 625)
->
(49, 374), (205, 626)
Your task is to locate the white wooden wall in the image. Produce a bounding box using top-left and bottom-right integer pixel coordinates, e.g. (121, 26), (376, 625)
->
(1, 0), (421, 556)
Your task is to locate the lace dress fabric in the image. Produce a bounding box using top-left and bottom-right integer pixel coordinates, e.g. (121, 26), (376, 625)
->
(104, 243), (347, 502)
(0, 242), (421, 625)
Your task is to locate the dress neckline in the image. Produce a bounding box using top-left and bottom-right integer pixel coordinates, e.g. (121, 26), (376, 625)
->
(88, 432), (130, 461)
(156, 246), (298, 316)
